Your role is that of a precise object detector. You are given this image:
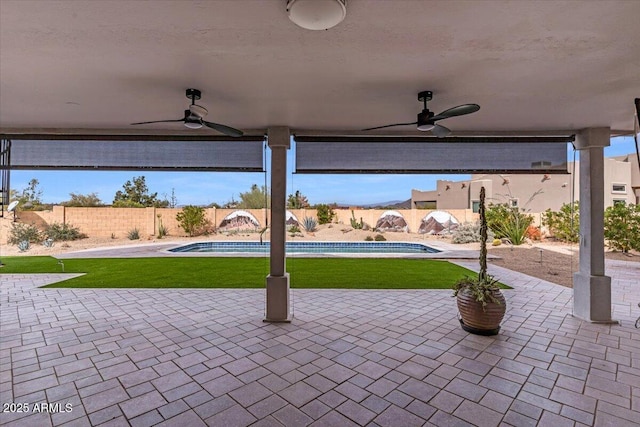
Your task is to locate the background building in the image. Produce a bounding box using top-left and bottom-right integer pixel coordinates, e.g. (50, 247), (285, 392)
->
(412, 153), (639, 213)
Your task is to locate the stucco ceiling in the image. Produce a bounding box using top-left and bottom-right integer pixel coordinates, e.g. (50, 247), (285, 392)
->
(1, 0), (639, 136)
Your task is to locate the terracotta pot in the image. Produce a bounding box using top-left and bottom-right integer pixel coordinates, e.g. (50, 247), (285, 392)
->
(456, 288), (506, 335)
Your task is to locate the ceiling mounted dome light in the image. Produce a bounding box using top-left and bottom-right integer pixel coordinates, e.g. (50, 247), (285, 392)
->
(286, 0), (347, 31)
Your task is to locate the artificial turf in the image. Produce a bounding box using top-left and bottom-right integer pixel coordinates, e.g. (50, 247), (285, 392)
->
(0, 256), (493, 289)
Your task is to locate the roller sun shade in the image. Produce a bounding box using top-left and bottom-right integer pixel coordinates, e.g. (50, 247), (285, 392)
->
(3, 136), (265, 171)
(295, 136), (571, 174)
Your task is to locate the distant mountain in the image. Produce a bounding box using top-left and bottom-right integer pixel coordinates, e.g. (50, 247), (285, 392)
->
(340, 199), (412, 209)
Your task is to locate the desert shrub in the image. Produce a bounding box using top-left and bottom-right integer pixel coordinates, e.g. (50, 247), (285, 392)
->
(485, 203), (511, 238)
(45, 222), (86, 241)
(452, 223), (481, 244)
(542, 201), (579, 243)
(176, 205), (210, 237)
(316, 204), (335, 225)
(302, 217), (318, 232)
(604, 203), (640, 253)
(18, 240), (30, 251)
(452, 222), (496, 244)
(374, 234), (386, 241)
(288, 224), (301, 234)
(364, 235), (374, 241)
(8, 223), (42, 245)
(486, 203), (533, 245)
(127, 228), (140, 240)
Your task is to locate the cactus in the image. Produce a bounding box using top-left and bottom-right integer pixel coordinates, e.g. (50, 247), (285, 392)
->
(479, 187), (488, 282)
(350, 210), (364, 229)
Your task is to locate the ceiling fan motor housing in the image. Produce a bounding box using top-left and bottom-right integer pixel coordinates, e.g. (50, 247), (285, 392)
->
(417, 110), (435, 131)
(183, 109), (203, 129)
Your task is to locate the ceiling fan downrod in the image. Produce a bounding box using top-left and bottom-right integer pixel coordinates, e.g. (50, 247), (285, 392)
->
(186, 88), (202, 104)
(418, 90), (433, 110)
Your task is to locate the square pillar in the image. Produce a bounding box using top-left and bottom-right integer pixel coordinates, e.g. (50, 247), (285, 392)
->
(572, 128), (615, 323)
(265, 126), (292, 322)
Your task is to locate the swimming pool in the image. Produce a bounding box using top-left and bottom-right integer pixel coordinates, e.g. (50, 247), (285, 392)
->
(169, 241), (440, 254)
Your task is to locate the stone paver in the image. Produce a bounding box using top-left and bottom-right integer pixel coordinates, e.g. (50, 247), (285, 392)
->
(1, 258), (639, 426)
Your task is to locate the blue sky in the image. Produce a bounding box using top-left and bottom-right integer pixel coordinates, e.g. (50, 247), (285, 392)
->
(10, 136), (637, 207)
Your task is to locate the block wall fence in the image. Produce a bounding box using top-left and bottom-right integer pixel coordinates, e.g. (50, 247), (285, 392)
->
(21, 206), (496, 239)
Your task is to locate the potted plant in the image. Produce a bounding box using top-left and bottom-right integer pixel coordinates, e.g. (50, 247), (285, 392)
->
(453, 186), (506, 335)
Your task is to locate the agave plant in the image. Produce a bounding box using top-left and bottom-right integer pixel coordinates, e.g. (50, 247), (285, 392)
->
(17, 240), (31, 252)
(127, 228), (140, 240)
(302, 216), (318, 232)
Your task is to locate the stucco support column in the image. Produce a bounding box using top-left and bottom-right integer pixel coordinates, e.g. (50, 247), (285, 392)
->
(573, 128), (615, 323)
(265, 127), (291, 322)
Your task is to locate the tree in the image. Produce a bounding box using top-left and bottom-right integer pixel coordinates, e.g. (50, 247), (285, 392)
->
(112, 176), (168, 207)
(287, 190), (310, 209)
(176, 205), (211, 237)
(62, 192), (103, 207)
(222, 196), (238, 209)
(236, 184), (270, 209)
(161, 188), (178, 208)
(15, 178), (43, 209)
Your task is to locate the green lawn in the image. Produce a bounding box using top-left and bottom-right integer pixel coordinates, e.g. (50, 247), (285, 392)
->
(0, 256), (492, 289)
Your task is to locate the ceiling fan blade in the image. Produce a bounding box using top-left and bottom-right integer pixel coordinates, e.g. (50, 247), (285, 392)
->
(130, 118), (184, 125)
(430, 104), (480, 121)
(432, 124), (451, 138)
(203, 120), (244, 137)
(361, 121), (418, 131)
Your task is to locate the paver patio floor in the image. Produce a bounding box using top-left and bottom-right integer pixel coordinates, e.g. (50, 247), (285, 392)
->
(1, 260), (638, 426)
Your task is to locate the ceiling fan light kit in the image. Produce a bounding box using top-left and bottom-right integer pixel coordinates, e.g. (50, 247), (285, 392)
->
(184, 118), (203, 130)
(286, 0), (347, 31)
(417, 123), (435, 131)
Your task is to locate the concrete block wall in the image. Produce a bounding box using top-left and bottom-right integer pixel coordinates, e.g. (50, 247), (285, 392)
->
(23, 206), (482, 238)
(23, 207), (270, 238)
(288, 208), (477, 234)
(64, 207), (155, 238)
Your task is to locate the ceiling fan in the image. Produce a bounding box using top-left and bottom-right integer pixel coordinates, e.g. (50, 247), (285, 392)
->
(131, 88), (244, 137)
(362, 91), (480, 137)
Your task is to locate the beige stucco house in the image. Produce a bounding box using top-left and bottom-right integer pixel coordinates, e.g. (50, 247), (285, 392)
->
(412, 153), (639, 213)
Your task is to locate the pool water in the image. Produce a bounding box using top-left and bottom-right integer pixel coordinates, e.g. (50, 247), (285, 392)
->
(169, 241), (440, 254)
